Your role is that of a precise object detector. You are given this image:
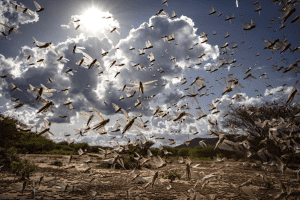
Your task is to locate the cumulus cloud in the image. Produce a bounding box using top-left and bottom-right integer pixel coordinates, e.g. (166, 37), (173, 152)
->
(151, 83), (299, 147)
(0, 0), (39, 29)
(2, 9), (297, 148)
(1, 13), (222, 146)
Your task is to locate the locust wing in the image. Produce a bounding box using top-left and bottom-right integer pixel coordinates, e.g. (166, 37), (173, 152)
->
(33, 1), (42, 10)
(48, 45), (58, 56)
(41, 84), (56, 93)
(82, 52), (101, 66)
(121, 108), (131, 121)
(144, 80), (158, 85)
(32, 37), (47, 46)
(133, 122), (149, 131)
(92, 106), (104, 121)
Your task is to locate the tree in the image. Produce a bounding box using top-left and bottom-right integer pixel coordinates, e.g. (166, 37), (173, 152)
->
(214, 100), (300, 166)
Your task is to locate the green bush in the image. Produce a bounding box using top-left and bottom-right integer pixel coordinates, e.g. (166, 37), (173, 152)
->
(10, 159), (37, 181)
(196, 146), (216, 158)
(0, 114), (253, 165)
(188, 148), (202, 159)
(163, 146), (178, 156)
(150, 148), (162, 157)
(198, 157), (211, 161)
(0, 147), (37, 181)
(178, 147), (190, 157)
(100, 162), (110, 168)
(53, 161), (62, 166)
(0, 114), (94, 156)
(54, 156), (63, 159)
(122, 154), (142, 169)
(218, 153), (224, 158)
(8, 146), (18, 154)
(47, 149), (75, 155)
(162, 169), (181, 183)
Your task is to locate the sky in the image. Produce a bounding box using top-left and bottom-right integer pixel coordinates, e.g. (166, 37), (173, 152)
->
(0, 0), (299, 148)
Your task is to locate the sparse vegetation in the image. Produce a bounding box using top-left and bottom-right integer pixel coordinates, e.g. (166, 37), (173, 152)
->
(162, 169), (181, 183)
(198, 157), (212, 161)
(10, 159), (37, 181)
(0, 147), (37, 181)
(269, 178), (273, 183)
(0, 114), (246, 164)
(53, 161), (63, 166)
(100, 162), (110, 168)
(54, 156), (63, 159)
(0, 114), (101, 155)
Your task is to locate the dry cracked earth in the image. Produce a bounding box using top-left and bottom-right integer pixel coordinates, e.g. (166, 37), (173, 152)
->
(0, 154), (300, 200)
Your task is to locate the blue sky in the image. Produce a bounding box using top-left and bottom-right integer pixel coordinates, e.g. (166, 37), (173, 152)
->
(0, 0), (299, 147)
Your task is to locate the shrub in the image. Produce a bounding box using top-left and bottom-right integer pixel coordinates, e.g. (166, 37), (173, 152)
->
(198, 157), (211, 161)
(10, 159), (37, 181)
(221, 101), (300, 164)
(53, 162), (62, 167)
(54, 156), (63, 159)
(100, 162), (110, 168)
(122, 154), (141, 169)
(0, 147), (37, 181)
(163, 146), (178, 156)
(196, 146), (216, 158)
(150, 148), (162, 157)
(162, 169), (181, 183)
(0, 114), (94, 156)
(47, 149), (75, 155)
(178, 147), (190, 157)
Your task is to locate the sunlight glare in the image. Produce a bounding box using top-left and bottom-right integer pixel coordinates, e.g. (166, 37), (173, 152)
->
(81, 7), (106, 32)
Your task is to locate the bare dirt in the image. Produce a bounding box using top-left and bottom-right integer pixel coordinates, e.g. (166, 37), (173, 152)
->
(0, 154), (300, 199)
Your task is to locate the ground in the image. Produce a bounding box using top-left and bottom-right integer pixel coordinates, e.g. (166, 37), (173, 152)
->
(0, 154), (300, 199)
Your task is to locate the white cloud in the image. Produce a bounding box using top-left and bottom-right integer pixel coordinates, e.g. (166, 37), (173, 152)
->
(2, 13), (219, 146)
(4, 11), (295, 148)
(0, 0), (39, 29)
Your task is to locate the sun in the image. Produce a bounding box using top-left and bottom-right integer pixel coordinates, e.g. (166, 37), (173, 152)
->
(81, 7), (106, 32)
